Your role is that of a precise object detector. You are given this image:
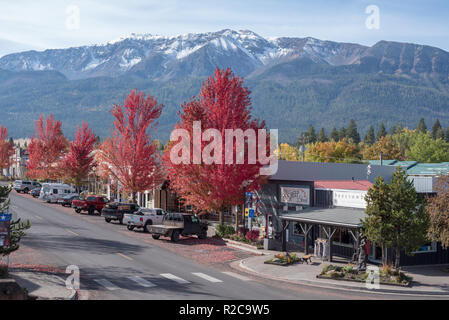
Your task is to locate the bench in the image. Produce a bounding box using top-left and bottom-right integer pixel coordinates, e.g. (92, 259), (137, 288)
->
(302, 254), (312, 264)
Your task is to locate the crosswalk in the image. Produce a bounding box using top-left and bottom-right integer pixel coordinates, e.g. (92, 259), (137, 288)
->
(93, 271), (251, 291)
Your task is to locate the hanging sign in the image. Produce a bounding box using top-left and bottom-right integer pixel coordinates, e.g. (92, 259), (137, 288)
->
(280, 186), (310, 205)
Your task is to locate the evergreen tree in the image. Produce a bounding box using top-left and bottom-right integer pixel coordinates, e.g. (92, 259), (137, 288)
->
(416, 118), (427, 134)
(0, 186), (31, 257)
(306, 124), (317, 143)
(391, 122), (404, 135)
(435, 127), (445, 140)
(318, 128), (328, 142)
(363, 168), (429, 268)
(388, 168), (429, 268)
(337, 127), (347, 141)
(364, 126), (376, 145)
(330, 127), (339, 141)
(431, 119), (443, 139)
(446, 127), (449, 143)
(346, 119), (361, 144)
(376, 123), (387, 141)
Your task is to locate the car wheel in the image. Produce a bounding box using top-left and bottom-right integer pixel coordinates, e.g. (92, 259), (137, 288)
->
(152, 234), (160, 240)
(23, 188), (29, 193)
(171, 230), (180, 242)
(127, 225), (135, 231)
(105, 218), (111, 223)
(144, 220), (152, 233)
(75, 208), (81, 214)
(198, 232), (207, 240)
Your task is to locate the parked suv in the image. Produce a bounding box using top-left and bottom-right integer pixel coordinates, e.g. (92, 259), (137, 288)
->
(13, 180), (41, 194)
(101, 202), (140, 224)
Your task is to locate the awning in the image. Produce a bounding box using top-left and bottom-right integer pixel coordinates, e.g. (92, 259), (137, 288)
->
(280, 207), (365, 228)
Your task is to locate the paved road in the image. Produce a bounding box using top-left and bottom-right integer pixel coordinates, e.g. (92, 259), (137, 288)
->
(7, 190), (420, 300)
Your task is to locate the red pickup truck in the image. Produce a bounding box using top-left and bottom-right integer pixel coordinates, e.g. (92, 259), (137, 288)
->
(72, 195), (110, 215)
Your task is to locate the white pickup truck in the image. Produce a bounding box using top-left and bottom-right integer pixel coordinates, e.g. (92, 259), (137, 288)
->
(123, 208), (167, 232)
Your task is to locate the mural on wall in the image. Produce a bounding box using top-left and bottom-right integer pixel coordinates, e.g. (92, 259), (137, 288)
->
(280, 186), (310, 206)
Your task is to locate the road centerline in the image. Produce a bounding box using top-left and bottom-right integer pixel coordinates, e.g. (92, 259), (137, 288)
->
(116, 252), (134, 261)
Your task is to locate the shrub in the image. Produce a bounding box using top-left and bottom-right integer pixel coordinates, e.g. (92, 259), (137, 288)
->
(245, 229), (260, 242)
(216, 224), (236, 238)
(237, 227), (248, 237)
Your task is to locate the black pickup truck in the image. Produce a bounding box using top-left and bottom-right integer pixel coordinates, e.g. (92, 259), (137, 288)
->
(147, 212), (208, 242)
(101, 202), (140, 224)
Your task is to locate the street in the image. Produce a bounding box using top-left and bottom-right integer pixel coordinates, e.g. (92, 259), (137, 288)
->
(7, 190), (426, 300)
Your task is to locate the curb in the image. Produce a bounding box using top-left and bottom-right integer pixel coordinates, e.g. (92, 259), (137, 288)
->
(222, 239), (265, 256)
(232, 258), (449, 297)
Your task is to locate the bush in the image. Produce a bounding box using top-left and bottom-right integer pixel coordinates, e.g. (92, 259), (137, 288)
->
(215, 224), (236, 238)
(237, 227), (248, 237)
(245, 229), (260, 242)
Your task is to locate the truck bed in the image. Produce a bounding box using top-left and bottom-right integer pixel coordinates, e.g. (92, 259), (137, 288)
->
(147, 225), (181, 236)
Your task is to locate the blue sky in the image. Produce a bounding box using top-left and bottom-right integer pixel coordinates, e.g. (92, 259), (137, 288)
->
(0, 0), (448, 54)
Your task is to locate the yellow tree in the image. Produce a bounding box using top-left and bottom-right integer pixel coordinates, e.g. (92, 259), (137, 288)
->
(362, 135), (403, 160)
(306, 138), (361, 163)
(275, 143), (299, 161)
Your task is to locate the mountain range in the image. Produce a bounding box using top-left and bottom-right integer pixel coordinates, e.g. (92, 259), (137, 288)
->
(0, 29), (448, 142)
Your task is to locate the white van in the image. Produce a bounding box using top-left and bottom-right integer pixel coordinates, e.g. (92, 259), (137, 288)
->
(39, 183), (77, 203)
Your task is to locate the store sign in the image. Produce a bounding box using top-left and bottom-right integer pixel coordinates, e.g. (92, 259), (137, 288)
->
(280, 186), (310, 205)
(333, 190), (367, 208)
(0, 212), (12, 247)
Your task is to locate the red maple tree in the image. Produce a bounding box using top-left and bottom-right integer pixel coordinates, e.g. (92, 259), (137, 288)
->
(0, 126), (14, 170)
(61, 123), (97, 190)
(98, 90), (164, 201)
(163, 68), (268, 223)
(27, 115), (68, 180)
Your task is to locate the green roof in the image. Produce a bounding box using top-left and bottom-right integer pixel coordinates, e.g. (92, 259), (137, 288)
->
(368, 160), (398, 166)
(407, 163), (449, 175)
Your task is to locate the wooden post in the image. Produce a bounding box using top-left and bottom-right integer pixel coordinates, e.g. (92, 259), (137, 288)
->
(304, 224), (309, 254)
(282, 221), (287, 252)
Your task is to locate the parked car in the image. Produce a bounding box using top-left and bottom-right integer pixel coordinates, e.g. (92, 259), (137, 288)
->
(13, 180), (41, 194)
(57, 194), (80, 207)
(101, 202), (140, 224)
(30, 187), (41, 198)
(72, 195), (109, 215)
(123, 208), (166, 232)
(146, 212), (208, 242)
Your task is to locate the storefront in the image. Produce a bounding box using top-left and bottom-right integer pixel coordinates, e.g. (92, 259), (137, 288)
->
(279, 207), (365, 262)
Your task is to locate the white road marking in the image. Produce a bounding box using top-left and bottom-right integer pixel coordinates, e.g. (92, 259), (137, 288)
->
(192, 272), (223, 283)
(128, 276), (156, 288)
(34, 215), (43, 220)
(160, 273), (190, 284)
(94, 279), (119, 291)
(222, 271), (251, 281)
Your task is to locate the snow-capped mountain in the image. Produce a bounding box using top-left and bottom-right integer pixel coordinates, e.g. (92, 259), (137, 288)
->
(0, 29), (370, 80)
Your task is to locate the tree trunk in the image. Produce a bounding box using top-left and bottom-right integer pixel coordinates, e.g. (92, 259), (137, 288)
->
(235, 206), (239, 232)
(394, 247), (401, 269)
(219, 210), (224, 225)
(381, 243), (386, 266)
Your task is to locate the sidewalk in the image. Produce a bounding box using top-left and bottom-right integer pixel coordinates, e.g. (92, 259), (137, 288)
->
(8, 268), (77, 300)
(231, 253), (449, 297)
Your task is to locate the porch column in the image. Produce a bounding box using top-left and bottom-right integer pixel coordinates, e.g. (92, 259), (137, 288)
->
(281, 220), (287, 252)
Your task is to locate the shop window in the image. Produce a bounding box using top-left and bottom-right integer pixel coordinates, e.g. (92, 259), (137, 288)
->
(293, 223), (304, 236)
(413, 242), (437, 253)
(333, 229), (353, 247)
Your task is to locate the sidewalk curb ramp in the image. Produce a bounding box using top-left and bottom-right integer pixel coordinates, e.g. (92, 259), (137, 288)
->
(232, 258), (449, 297)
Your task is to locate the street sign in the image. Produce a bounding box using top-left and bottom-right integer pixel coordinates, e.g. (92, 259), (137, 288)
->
(244, 208), (249, 217)
(0, 212), (12, 248)
(248, 209), (255, 218)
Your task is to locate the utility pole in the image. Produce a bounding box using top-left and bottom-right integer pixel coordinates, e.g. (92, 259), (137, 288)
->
(380, 151), (383, 166)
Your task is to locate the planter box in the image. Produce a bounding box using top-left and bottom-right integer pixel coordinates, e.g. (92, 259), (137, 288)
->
(316, 274), (411, 287)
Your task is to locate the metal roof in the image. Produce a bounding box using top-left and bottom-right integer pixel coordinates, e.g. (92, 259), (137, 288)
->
(270, 160), (395, 183)
(280, 207), (366, 228)
(407, 163), (449, 175)
(368, 160), (398, 166)
(368, 160), (418, 170)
